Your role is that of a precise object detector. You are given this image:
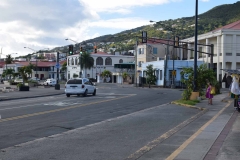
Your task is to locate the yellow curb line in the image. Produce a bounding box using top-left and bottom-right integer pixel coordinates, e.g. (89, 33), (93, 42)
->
(171, 101), (205, 110)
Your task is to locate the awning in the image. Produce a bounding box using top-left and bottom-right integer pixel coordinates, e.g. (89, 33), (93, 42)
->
(221, 69), (240, 74)
(114, 63), (135, 69)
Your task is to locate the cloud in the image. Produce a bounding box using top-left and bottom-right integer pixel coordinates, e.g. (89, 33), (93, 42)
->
(80, 0), (172, 14)
(0, 0), (181, 56)
(89, 18), (149, 29)
(201, 0), (210, 2)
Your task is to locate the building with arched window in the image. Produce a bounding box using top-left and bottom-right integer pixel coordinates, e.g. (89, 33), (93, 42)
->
(67, 52), (134, 83)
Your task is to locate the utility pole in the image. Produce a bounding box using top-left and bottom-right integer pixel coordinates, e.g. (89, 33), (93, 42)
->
(193, 0), (198, 91)
(55, 52), (60, 90)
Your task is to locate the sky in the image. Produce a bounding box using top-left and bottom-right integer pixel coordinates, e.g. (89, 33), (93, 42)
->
(0, 0), (239, 57)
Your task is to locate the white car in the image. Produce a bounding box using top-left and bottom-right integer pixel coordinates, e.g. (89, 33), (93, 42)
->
(29, 77), (40, 83)
(65, 78), (96, 97)
(43, 78), (56, 86)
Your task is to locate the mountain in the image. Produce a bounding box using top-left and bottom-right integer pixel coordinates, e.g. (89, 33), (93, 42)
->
(54, 1), (240, 53)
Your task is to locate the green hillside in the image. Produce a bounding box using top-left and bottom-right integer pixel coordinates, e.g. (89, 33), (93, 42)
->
(54, 1), (240, 53)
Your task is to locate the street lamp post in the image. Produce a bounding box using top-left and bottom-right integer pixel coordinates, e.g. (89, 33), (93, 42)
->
(193, 0), (198, 91)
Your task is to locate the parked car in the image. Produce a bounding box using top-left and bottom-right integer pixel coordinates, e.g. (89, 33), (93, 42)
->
(65, 78), (96, 97)
(29, 77), (40, 83)
(14, 78), (23, 83)
(43, 78), (57, 86)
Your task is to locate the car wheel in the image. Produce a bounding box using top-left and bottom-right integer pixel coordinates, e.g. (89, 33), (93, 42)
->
(92, 89), (96, 96)
(83, 90), (88, 97)
(66, 94), (70, 97)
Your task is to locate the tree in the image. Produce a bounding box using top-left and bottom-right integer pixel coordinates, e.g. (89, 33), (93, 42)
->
(80, 52), (94, 77)
(2, 69), (15, 80)
(180, 64), (217, 100)
(60, 62), (67, 80)
(145, 64), (157, 88)
(73, 73), (78, 78)
(122, 72), (128, 82)
(101, 70), (112, 82)
(18, 65), (33, 84)
(4, 54), (14, 79)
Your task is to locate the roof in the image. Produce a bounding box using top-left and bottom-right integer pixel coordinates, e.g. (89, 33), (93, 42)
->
(213, 20), (240, 31)
(139, 38), (174, 46)
(2, 60), (66, 67)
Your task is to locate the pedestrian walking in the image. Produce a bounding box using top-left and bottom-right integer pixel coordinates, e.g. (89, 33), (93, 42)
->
(206, 82), (213, 105)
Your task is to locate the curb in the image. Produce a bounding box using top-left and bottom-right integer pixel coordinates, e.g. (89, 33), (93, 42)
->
(0, 92), (64, 101)
(171, 101), (205, 110)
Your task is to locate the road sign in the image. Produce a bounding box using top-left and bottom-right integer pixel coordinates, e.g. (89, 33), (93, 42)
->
(55, 63), (60, 69)
(184, 73), (189, 79)
(172, 70), (176, 76)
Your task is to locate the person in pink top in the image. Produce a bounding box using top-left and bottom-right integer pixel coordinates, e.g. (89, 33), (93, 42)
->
(206, 82), (213, 105)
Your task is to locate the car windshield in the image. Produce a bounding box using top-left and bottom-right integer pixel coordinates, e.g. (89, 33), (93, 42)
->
(67, 79), (82, 84)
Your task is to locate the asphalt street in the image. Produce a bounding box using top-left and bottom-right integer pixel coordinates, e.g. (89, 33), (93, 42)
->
(0, 83), (239, 160)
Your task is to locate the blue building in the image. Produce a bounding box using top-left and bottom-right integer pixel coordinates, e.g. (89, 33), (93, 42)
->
(141, 60), (204, 87)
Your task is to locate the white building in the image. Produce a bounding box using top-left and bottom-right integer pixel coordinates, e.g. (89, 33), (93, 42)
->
(183, 20), (240, 81)
(67, 52), (135, 83)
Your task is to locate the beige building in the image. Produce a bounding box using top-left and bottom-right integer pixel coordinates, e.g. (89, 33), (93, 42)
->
(183, 20), (240, 81)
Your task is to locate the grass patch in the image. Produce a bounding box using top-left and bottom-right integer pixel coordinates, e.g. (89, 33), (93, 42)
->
(175, 99), (200, 106)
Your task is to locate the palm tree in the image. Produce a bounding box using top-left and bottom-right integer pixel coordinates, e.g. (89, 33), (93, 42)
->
(60, 62), (67, 80)
(79, 52), (94, 77)
(4, 54), (14, 79)
(18, 65), (33, 84)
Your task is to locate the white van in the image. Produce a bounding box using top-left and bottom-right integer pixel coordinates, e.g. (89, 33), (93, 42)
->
(43, 79), (56, 86)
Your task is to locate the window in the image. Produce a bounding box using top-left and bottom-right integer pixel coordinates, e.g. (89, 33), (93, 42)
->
(96, 57), (103, 65)
(190, 50), (194, 59)
(119, 59), (123, 63)
(226, 53), (232, 56)
(71, 58), (74, 65)
(138, 61), (142, 67)
(160, 70), (162, 80)
(105, 57), (112, 65)
(138, 48), (142, 54)
(75, 58), (78, 65)
(199, 47), (203, 58)
(236, 53), (240, 56)
(138, 48), (144, 54)
(153, 48), (158, 54)
(89, 57), (94, 65)
(67, 79), (82, 84)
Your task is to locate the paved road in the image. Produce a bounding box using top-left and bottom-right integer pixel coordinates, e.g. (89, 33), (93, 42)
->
(0, 83), (239, 159)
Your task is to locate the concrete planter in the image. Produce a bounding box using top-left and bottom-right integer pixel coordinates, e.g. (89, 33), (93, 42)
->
(18, 86), (30, 91)
(190, 92), (200, 100)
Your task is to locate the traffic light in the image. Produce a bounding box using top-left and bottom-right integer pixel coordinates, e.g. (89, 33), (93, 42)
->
(68, 45), (73, 55)
(94, 48), (97, 53)
(80, 47), (83, 54)
(142, 31), (147, 43)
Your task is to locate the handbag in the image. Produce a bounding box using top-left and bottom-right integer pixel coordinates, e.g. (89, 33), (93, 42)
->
(210, 87), (215, 95)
